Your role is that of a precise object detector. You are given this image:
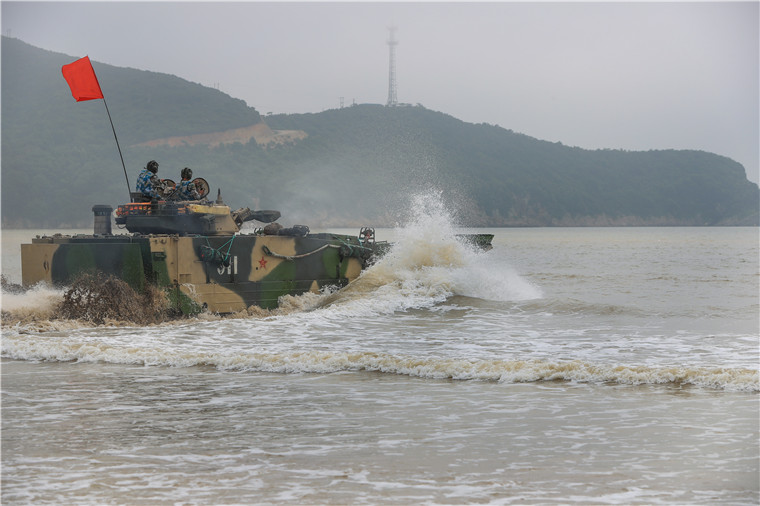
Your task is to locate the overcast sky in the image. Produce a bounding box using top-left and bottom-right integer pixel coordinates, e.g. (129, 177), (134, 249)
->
(3, 1), (758, 183)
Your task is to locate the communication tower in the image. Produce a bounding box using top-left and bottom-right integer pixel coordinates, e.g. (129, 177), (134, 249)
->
(386, 26), (398, 107)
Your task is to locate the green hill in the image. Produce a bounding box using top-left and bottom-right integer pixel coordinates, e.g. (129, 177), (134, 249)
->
(2, 37), (757, 227)
(264, 106), (759, 226)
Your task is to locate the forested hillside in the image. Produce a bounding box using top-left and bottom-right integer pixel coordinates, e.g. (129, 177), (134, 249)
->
(265, 106), (758, 226)
(2, 37), (757, 227)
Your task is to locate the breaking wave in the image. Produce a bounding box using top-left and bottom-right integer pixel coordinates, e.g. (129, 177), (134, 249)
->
(1, 273), (177, 330)
(2, 332), (756, 392)
(1, 284), (66, 328)
(308, 193), (541, 314)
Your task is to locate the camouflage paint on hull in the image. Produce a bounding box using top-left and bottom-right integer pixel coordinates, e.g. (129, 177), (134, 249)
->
(21, 232), (385, 314)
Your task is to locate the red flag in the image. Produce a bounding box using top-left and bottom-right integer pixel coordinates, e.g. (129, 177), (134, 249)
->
(61, 56), (104, 101)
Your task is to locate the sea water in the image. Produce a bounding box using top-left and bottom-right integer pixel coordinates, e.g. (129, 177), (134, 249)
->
(1, 196), (758, 504)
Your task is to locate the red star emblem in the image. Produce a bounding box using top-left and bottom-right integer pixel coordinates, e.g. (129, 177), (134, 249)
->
(258, 256), (268, 269)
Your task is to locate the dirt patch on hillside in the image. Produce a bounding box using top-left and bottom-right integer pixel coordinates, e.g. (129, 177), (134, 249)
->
(132, 123), (307, 149)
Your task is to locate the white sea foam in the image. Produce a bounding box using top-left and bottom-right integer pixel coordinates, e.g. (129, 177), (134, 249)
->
(3, 332), (756, 391)
(1, 283), (64, 315)
(312, 192), (541, 314)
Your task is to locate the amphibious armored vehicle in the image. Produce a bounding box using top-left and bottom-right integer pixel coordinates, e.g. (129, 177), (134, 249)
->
(20, 183), (493, 314)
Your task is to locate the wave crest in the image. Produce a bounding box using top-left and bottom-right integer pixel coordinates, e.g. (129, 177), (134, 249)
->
(3, 333), (756, 392)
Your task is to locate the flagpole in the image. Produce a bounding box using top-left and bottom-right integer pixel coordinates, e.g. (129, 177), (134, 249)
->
(62, 56), (132, 201)
(100, 98), (131, 200)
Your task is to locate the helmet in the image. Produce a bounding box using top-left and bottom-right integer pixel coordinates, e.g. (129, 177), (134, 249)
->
(181, 167), (193, 180)
(147, 160), (159, 173)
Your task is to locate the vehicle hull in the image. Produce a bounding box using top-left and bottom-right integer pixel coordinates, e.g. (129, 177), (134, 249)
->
(22, 232), (382, 313)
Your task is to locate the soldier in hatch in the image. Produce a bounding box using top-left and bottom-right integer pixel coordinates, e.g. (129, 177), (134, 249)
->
(135, 160), (162, 201)
(176, 167), (202, 200)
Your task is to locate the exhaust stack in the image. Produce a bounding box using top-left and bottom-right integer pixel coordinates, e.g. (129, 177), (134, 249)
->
(92, 205), (113, 235)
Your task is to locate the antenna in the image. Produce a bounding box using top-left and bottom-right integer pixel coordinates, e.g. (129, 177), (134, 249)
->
(386, 26), (398, 107)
